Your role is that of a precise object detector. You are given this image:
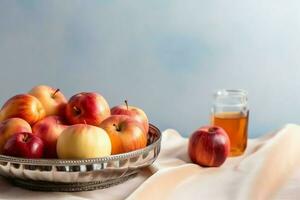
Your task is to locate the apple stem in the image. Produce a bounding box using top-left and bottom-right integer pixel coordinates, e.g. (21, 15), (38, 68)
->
(83, 120), (87, 125)
(23, 133), (29, 142)
(125, 100), (129, 110)
(113, 124), (121, 131)
(52, 89), (60, 98)
(208, 127), (218, 133)
(73, 106), (81, 115)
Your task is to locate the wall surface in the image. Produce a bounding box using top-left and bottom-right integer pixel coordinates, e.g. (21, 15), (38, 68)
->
(0, 0), (300, 137)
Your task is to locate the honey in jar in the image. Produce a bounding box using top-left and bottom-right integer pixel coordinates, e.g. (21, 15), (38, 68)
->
(212, 111), (248, 156)
(211, 90), (249, 156)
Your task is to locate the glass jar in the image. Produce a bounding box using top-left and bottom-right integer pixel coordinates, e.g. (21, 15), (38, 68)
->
(211, 89), (249, 156)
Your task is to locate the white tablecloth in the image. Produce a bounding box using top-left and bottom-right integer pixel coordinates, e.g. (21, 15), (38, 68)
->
(1, 124), (300, 200)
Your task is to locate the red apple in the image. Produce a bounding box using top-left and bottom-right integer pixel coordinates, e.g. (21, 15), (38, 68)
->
(3, 132), (44, 158)
(0, 94), (46, 125)
(111, 100), (149, 133)
(65, 92), (110, 126)
(0, 118), (32, 153)
(32, 116), (68, 158)
(57, 124), (111, 159)
(99, 115), (147, 154)
(29, 85), (67, 117)
(188, 126), (230, 167)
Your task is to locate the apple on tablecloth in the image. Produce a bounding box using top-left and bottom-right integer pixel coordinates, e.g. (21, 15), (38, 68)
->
(188, 126), (230, 167)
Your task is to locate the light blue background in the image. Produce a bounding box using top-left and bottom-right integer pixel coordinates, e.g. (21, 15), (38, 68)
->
(0, 0), (300, 137)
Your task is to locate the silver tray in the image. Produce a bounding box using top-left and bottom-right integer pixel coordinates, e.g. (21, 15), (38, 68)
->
(0, 124), (161, 192)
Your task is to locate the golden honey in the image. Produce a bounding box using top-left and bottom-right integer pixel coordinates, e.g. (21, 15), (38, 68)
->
(212, 111), (248, 156)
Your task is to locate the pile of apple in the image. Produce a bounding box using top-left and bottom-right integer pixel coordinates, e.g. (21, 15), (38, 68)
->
(0, 85), (149, 159)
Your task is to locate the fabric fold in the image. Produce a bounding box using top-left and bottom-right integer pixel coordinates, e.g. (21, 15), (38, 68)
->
(127, 124), (300, 200)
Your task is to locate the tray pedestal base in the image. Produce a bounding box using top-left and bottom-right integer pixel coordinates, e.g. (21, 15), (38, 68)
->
(7, 173), (138, 192)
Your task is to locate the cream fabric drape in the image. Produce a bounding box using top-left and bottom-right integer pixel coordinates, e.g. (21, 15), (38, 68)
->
(1, 124), (300, 200)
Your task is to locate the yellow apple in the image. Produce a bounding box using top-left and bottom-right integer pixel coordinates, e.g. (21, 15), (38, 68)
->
(29, 85), (67, 117)
(57, 124), (111, 159)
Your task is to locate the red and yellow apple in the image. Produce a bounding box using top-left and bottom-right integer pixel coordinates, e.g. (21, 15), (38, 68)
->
(32, 116), (68, 158)
(0, 118), (32, 153)
(0, 94), (45, 125)
(65, 92), (110, 126)
(29, 85), (67, 117)
(3, 132), (44, 159)
(111, 100), (149, 133)
(188, 126), (230, 167)
(99, 115), (147, 155)
(56, 124), (111, 159)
